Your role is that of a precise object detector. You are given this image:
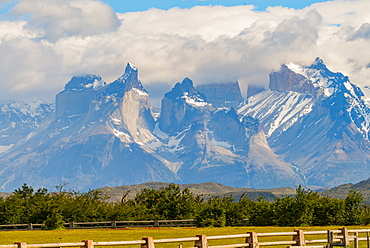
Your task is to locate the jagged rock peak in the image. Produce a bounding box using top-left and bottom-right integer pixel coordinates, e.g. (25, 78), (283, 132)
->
(270, 58), (357, 98)
(165, 78), (200, 100)
(310, 57), (326, 69)
(285, 57), (334, 79)
(127, 62), (138, 71)
(113, 62), (145, 92)
(159, 78), (212, 134)
(119, 62), (138, 81)
(102, 63), (146, 97)
(269, 63), (309, 94)
(64, 75), (105, 91)
(314, 57), (324, 64)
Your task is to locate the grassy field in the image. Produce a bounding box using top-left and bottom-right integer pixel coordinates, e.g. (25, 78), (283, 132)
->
(1, 226), (370, 248)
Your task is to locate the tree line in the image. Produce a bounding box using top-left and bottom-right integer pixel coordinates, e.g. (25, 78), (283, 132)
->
(0, 183), (368, 229)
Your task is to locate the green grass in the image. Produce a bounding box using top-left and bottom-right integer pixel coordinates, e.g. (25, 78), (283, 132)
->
(1, 226), (370, 248)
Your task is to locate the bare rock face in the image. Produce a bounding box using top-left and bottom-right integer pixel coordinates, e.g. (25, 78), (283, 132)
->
(159, 78), (213, 135)
(208, 108), (256, 151)
(172, 106), (305, 188)
(269, 65), (316, 95)
(196, 82), (243, 108)
(152, 77), (305, 189)
(55, 75), (105, 118)
(246, 85), (265, 98)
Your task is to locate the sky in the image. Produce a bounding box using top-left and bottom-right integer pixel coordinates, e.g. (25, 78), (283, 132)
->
(101, 0), (330, 12)
(0, 0), (370, 107)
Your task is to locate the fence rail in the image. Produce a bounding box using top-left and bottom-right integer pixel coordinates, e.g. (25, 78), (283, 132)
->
(2, 227), (370, 248)
(0, 219), (196, 230)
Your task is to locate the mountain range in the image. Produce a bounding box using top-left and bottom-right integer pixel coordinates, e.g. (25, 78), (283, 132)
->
(0, 58), (369, 192)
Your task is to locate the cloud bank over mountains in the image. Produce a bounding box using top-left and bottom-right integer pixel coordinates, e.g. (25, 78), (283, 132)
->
(11, 0), (121, 40)
(0, 0), (370, 106)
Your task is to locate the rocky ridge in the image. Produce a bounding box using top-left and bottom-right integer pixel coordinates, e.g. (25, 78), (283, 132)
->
(0, 58), (369, 191)
(0, 63), (305, 191)
(238, 58), (370, 187)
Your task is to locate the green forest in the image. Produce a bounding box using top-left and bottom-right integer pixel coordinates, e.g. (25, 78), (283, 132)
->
(0, 183), (368, 229)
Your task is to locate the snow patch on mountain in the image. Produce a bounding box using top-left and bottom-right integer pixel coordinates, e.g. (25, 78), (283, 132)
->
(0, 100), (54, 154)
(0, 145), (13, 153)
(1, 100), (54, 118)
(344, 93), (370, 140)
(85, 79), (106, 90)
(238, 90), (313, 137)
(133, 88), (148, 96)
(209, 135), (233, 149)
(253, 58), (370, 141)
(64, 75), (106, 91)
(181, 92), (212, 107)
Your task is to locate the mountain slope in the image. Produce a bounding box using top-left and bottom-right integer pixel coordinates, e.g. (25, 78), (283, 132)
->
(322, 177), (370, 202)
(2, 58), (366, 191)
(238, 58), (370, 187)
(0, 101), (54, 153)
(0, 64), (179, 191)
(153, 79), (305, 188)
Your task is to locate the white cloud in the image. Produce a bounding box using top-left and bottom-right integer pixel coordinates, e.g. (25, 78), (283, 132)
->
(117, 5), (261, 42)
(350, 23), (370, 40)
(0, 0), (370, 106)
(0, 37), (64, 102)
(10, 0), (120, 41)
(264, 10), (322, 49)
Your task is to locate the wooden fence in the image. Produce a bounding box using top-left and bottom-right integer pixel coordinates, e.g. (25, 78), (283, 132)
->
(2, 227), (370, 248)
(0, 219), (195, 230)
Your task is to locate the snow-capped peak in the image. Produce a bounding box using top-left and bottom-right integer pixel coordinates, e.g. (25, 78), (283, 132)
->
(127, 62), (138, 71)
(115, 62), (139, 83)
(282, 58), (353, 98)
(109, 62), (146, 92)
(286, 62), (304, 74)
(271, 58), (370, 140)
(65, 75), (106, 92)
(164, 78), (211, 108)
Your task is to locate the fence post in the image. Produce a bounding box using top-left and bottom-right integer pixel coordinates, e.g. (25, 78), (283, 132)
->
(194, 235), (208, 248)
(154, 220), (159, 228)
(27, 223), (33, 230)
(354, 232), (358, 248)
(111, 221), (117, 229)
(246, 232), (259, 248)
(15, 243), (27, 248)
(81, 240), (94, 248)
(142, 237), (155, 248)
(327, 230), (334, 248)
(293, 230), (306, 246)
(69, 222), (75, 229)
(340, 228), (349, 247)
